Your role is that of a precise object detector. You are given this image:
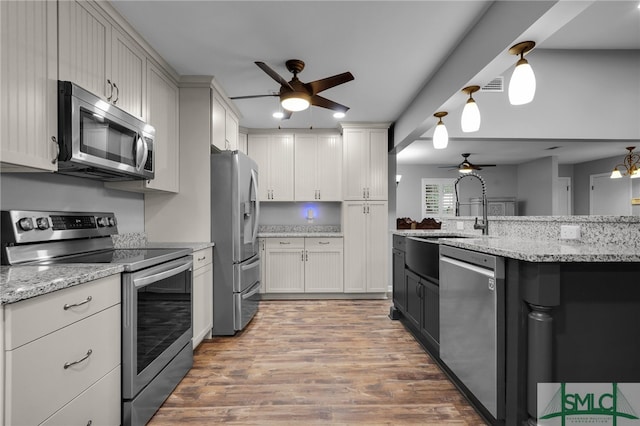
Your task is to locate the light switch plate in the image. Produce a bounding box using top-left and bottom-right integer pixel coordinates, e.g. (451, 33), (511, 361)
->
(456, 221), (464, 230)
(560, 225), (581, 240)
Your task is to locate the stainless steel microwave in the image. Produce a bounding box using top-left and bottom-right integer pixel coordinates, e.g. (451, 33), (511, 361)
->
(57, 81), (155, 181)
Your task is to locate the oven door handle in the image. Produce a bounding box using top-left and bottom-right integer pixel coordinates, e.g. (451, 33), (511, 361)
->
(133, 259), (193, 289)
(242, 282), (261, 300)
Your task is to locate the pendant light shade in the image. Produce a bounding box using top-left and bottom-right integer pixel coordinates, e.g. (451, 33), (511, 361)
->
(433, 111), (449, 150)
(508, 41), (536, 106)
(461, 86), (481, 132)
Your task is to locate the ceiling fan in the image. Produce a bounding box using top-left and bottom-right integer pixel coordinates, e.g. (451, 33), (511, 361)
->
(440, 153), (496, 173)
(229, 59), (354, 120)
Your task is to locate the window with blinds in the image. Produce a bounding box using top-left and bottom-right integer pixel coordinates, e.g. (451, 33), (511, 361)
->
(421, 178), (456, 219)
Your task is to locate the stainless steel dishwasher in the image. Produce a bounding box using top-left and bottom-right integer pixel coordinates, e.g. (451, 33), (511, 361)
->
(439, 245), (505, 421)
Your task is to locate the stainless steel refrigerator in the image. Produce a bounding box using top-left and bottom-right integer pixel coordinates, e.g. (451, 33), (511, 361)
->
(211, 150), (261, 335)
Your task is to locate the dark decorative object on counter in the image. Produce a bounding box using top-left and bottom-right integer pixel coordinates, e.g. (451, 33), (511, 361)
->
(416, 218), (442, 229)
(396, 217), (415, 229)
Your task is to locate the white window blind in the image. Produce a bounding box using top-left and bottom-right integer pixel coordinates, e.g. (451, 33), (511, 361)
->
(421, 178), (456, 219)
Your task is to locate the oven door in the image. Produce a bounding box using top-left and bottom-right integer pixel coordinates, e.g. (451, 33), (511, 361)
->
(122, 256), (193, 399)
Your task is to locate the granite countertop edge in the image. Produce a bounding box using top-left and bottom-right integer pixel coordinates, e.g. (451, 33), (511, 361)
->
(1, 264), (124, 305)
(258, 232), (343, 238)
(144, 241), (214, 251)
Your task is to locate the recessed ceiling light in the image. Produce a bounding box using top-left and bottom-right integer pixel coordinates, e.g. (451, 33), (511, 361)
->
(272, 111), (284, 119)
(333, 112), (346, 119)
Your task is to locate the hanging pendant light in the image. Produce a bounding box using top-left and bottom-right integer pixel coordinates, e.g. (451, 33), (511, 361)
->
(461, 85), (481, 132)
(508, 41), (536, 105)
(433, 112), (449, 149)
(610, 146), (640, 179)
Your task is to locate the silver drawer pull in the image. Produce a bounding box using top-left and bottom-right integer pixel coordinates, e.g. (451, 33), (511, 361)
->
(63, 296), (92, 310)
(87, 421), (93, 426)
(197, 256), (206, 261)
(279, 241), (291, 245)
(318, 241), (330, 245)
(64, 349), (92, 369)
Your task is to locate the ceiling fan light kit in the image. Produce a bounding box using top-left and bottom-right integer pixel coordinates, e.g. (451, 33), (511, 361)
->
(461, 85), (481, 132)
(230, 59), (353, 121)
(433, 111), (449, 149)
(610, 146), (640, 179)
(508, 41), (537, 106)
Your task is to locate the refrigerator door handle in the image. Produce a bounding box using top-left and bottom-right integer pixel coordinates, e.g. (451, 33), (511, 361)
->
(250, 168), (260, 243)
(241, 256), (261, 271)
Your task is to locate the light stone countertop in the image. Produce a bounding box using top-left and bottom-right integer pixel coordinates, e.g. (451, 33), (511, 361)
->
(144, 242), (214, 251)
(258, 232), (343, 238)
(439, 236), (640, 262)
(0, 264), (124, 305)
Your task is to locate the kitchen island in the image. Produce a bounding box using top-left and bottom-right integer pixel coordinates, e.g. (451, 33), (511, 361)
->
(391, 222), (640, 426)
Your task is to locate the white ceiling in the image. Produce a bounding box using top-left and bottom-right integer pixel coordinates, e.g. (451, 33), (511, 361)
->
(111, 0), (640, 166)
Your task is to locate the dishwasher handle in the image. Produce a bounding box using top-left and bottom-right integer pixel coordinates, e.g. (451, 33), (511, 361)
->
(440, 255), (495, 278)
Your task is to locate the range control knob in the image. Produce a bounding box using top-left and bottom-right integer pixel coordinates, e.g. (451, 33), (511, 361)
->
(96, 217), (107, 227)
(18, 218), (34, 231)
(36, 217), (50, 230)
(107, 217), (116, 227)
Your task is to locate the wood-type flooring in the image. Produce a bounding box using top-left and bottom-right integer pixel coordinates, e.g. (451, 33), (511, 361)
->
(149, 299), (487, 425)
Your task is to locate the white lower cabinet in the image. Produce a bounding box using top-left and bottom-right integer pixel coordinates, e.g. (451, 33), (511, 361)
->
(343, 201), (388, 293)
(192, 247), (213, 348)
(264, 237), (343, 293)
(2, 275), (121, 426)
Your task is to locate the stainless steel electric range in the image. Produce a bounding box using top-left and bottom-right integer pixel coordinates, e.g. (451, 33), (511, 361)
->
(1, 210), (194, 426)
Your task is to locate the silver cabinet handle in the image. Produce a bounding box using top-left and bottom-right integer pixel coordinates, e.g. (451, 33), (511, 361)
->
(197, 256), (206, 261)
(318, 241), (330, 245)
(106, 79), (113, 101)
(305, 250), (308, 261)
(64, 349), (92, 369)
(63, 295), (92, 310)
(112, 82), (119, 104)
(51, 136), (59, 164)
(279, 241), (291, 245)
(87, 421), (93, 426)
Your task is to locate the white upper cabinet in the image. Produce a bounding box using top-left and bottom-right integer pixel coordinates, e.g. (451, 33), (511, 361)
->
(0, 0), (59, 172)
(211, 91), (239, 152)
(59, 0), (145, 119)
(248, 134), (294, 201)
(342, 126), (389, 200)
(294, 134), (342, 201)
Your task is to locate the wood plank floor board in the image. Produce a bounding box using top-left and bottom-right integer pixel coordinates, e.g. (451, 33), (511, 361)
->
(149, 300), (487, 425)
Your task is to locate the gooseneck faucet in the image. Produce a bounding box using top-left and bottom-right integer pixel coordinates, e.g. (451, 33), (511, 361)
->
(454, 172), (489, 235)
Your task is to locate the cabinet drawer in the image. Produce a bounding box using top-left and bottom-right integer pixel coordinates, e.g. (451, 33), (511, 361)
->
(5, 305), (121, 426)
(305, 237), (343, 249)
(4, 274), (120, 350)
(193, 247), (213, 269)
(266, 238), (304, 249)
(40, 365), (121, 426)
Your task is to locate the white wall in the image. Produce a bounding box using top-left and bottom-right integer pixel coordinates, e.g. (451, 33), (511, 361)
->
(396, 164), (518, 220)
(516, 156), (557, 216)
(0, 173), (144, 233)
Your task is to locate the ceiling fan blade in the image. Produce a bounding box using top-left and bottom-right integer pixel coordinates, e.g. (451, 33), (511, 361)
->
(229, 94), (278, 100)
(310, 94), (349, 112)
(306, 72), (354, 95)
(255, 61), (294, 91)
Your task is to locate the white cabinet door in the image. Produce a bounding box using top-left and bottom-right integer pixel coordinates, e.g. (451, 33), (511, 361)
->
(58, 0), (111, 101)
(317, 134), (342, 201)
(269, 134), (295, 201)
(342, 129), (369, 200)
(294, 134), (318, 201)
(144, 61), (179, 192)
(368, 129), (389, 200)
(110, 26), (146, 119)
(305, 238), (343, 292)
(0, 0), (58, 172)
(343, 201), (368, 292)
(211, 95), (226, 151)
(265, 238), (304, 292)
(192, 262), (213, 348)
(366, 201), (389, 292)
(343, 201), (388, 293)
(294, 134), (342, 201)
(248, 134), (270, 201)
(248, 134), (294, 201)
(225, 111), (239, 151)
(238, 132), (248, 154)
(342, 128), (388, 200)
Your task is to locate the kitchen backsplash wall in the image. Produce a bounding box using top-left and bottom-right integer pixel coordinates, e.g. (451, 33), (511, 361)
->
(0, 173), (144, 233)
(259, 202), (341, 226)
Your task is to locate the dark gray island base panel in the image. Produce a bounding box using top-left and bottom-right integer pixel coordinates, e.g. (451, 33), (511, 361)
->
(505, 260), (640, 426)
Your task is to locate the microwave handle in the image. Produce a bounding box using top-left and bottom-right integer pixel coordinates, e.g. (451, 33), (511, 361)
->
(135, 135), (149, 172)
